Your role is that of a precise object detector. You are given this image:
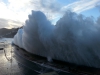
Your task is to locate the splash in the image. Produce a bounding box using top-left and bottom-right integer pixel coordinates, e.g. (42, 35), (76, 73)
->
(13, 10), (100, 68)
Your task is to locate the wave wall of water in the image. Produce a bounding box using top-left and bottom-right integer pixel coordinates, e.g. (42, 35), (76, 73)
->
(13, 10), (100, 68)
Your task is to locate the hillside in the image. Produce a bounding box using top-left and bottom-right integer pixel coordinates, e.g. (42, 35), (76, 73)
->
(0, 28), (18, 38)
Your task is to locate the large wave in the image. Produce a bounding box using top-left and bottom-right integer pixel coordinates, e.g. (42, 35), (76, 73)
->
(13, 10), (100, 68)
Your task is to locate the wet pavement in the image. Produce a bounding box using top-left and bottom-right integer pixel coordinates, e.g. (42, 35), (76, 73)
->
(0, 38), (58, 75)
(0, 41), (21, 75)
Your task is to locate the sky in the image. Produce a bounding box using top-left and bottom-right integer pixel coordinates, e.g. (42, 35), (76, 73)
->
(0, 0), (100, 29)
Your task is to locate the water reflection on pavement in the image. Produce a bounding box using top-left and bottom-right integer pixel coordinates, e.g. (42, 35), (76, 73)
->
(0, 43), (21, 75)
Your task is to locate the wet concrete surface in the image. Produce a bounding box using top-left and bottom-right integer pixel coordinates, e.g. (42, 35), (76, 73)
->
(0, 43), (21, 75)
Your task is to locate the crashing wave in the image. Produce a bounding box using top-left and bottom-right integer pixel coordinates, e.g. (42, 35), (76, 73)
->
(13, 10), (100, 68)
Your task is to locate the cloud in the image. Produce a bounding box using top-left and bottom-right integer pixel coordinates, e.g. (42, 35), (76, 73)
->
(39, 0), (61, 12)
(29, 0), (100, 21)
(96, 3), (100, 12)
(61, 0), (100, 13)
(0, 18), (23, 29)
(0, 0), (99, 28)
(0, 0), (30, 28)
(0, 18), (9, 28)
(0, 0), (61, 22)
(7, 0), (61, 21)
(29, 0), (62, 20)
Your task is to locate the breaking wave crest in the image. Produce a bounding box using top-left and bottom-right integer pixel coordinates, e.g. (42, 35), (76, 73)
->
(13, 10), (100, 68)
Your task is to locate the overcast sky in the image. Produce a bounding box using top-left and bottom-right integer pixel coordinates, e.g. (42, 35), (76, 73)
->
(0, 0), (100, 28)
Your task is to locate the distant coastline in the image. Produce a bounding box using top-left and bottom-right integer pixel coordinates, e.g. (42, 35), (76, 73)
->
(0, 28), (18, 38)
